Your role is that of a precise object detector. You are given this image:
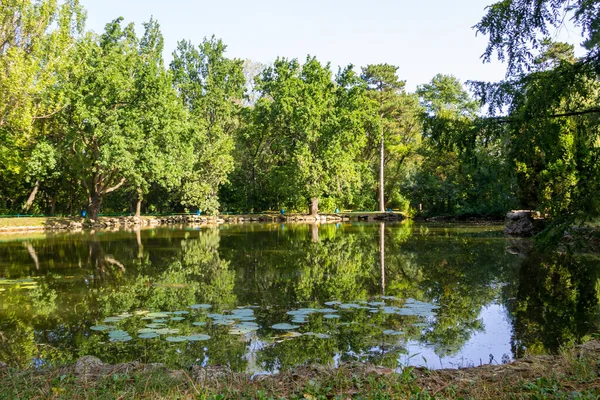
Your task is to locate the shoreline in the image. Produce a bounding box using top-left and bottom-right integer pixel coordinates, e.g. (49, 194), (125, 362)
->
(0, 213), (408, 234)
(1, 341), (599, 398)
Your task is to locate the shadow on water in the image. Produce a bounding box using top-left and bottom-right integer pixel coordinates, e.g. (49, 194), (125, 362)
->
(0, 222), (598, 372)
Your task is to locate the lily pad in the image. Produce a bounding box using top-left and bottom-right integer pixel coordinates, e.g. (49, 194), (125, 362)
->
(192, 322), (207, 327)
(109, 335), (132, 342)
(323, 314), (340, 319)
(368, 301), (386, 307)
(324, 301), (341, 306)
(146, 323), (167, 329)
(272, 323), (299, 330)
(229, 325), (259, 334)
(186, 334), (211, 341)
(139, 332), (160, 339)
(232, 309), (254, 316)
(213, 319), (235, 326)
(90, 325), (113, 332)
(286, 309), (312, 316)
(152, 319), (168, 323)
(170, 317), (185, 321)
(383, 330), (404, 335)
(190, 304), (211, 310)
(108, 330), (129, 338)
(236, 316), (256, 322)
(165, 336), (188, 342)
(156, 328), (179, 335)
(173, 311), (189, 315)
(138, 328), (157, 334)
(315, 308), (337, 313)
(147, 312), (170, 318)
(339, 303), (361, 309)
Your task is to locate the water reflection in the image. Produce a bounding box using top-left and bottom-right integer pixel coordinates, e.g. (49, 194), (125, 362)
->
(0, 222), (598, 372)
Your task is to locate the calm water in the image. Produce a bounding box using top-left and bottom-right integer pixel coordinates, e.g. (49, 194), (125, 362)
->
(0, 222), (598, 373)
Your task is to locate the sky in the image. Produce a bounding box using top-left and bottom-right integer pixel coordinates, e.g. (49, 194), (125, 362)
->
(79, 0), (586, 92)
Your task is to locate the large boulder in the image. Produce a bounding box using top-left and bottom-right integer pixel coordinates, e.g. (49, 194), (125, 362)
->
(505, 210), (537, 236)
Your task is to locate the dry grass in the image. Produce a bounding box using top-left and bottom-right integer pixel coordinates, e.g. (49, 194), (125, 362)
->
(2, 341), (600, 399)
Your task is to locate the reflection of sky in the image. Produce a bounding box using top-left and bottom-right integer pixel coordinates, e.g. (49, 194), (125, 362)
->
(401, 303), (513, 369)
(241, 303), (513, 375)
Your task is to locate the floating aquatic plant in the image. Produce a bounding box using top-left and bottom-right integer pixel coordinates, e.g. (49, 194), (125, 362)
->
(271, 323), (299, 330)
(190, 304), (211, 310)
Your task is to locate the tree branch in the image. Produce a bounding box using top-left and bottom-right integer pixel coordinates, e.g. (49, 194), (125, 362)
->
(104, 178), (126, 194)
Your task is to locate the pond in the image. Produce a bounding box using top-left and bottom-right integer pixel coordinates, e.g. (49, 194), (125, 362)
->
(0, 222), (599, 374)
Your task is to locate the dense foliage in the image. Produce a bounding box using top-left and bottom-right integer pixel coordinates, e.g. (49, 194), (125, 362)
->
(1, 0), (599, 226)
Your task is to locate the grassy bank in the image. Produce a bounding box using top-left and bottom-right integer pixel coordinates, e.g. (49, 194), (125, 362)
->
(2, 342), (600, 399)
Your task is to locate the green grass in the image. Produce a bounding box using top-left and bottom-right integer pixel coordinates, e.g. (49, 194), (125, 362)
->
(0, 217), (57, 229)
(2, 346), (600, 400)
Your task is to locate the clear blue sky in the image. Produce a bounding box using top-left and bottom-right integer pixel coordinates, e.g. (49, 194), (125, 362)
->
(79, 0), (585, 91)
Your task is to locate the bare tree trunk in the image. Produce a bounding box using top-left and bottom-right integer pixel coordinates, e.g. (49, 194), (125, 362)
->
(310, 197), (319, 216)
(379, 117), (385, 212)
(23, 180), (40, 213)
(135, 188), (142, 218)
(380, 222), (385, 295)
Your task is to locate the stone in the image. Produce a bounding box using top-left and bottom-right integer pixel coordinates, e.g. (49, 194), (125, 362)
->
(74, 356), (105, 376)
(505, 210), (535, 236)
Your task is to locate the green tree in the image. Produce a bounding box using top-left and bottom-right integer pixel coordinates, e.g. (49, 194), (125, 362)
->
(361, 64), (414, 212)
(57, 18), (188, 219)
(0, 0), (84, 212)
(131, 18), (189, 217)
(474, 1), (600, 227)
(238, 57), (369, 213)
(170, 37), (245, 215)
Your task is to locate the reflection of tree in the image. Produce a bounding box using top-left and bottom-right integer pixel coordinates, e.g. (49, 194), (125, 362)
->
(0, 223), (528, 371)
(505, 251), (600, 357)
(96, 228), (236, 315)
(397, 226), (515, 356)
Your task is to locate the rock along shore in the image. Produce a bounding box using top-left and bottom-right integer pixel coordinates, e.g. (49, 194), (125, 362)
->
(0, 212), (406, 234)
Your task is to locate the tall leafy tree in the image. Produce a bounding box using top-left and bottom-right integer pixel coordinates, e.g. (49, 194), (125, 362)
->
(131, 18), (188, 217)
(0, 0), (84, 212)
(361, 64), (407, 212)
(170, 37), (245, 215)
(57, 18), (187, 219)
(240, 57), (369, 214)
(474, 0), (600, 226)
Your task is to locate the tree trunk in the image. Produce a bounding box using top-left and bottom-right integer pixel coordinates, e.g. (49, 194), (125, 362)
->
(380, 222), (385, 295)
(135, 188), (142, 218)
(379, 118), (385, 212)
(23, 180), (40, 213)
(88, 193), (103, 220)
(310, 197), (319, 216)
(50, 192), (57, 216)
